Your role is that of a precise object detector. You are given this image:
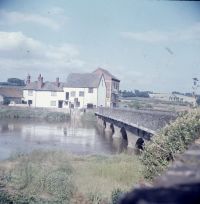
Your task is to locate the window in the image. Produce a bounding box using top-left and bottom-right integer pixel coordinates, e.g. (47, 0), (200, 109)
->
(88, 88), (93, 93)
(50, 101), (56, 106)
(22, 100), (27, 104)
(70, 91), (76, 97)
(112, 82), (115, 89)
(113, 82), (118, 90)
(79, 91), (84, 97)
(87, 103), (93, 108)
(66, 92), (69, 100)
(28, 90), (33, 96)
(76, 101), (80, 107)
(51, 91), (57, 96)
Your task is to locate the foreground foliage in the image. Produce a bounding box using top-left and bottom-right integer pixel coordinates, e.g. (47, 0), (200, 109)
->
(141, 109), (200, 179)
(0, 151), (75, 203)
(0, 151), (143, 203)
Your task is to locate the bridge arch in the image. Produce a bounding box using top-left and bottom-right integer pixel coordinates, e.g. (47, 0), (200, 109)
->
(110, 123), (114, 134)
(135, 137), (145, 151)
(120, 127), (128, 141)
(103, 119), (106, 129)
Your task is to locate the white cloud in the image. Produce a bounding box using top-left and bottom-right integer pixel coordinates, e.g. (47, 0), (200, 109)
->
(0, 31), (85, 80)
(0, 9), (67, 30)
(121, 22), (200, 43)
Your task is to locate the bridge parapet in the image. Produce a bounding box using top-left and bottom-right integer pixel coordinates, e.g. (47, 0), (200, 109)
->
(96, 107), (177, 132)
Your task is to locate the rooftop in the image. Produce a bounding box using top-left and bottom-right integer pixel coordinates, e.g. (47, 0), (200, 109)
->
(0, 87), (23, 98)
(24, 81), (64, 91)
(93, 67), (120, 81)
(66, 73), (102, 88)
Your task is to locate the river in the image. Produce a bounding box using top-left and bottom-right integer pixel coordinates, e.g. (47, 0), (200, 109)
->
(0, 118), (128, 160)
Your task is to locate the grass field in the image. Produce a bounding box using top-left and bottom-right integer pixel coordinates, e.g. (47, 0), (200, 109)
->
(119, 97), (192, 112)
(0, 106), (70, 122)
(0, 151), (143, 203)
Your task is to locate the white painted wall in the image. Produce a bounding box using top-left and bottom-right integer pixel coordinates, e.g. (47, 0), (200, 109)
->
(63, 87), (98, 108)
(97, 76), (106, 107)
(23, 76), (107, 109)
(23, 90), (65, 108)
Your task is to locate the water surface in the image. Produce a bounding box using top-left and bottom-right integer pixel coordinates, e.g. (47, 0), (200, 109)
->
(0, 119), (127, 160)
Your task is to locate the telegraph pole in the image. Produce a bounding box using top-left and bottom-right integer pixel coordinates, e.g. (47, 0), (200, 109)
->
(192, 78), (199, 107)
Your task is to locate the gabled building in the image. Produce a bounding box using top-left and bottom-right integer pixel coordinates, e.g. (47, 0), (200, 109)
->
(93, 68), (120, 107)
(23, 73), (107, 109)
(23, 74), (65, 108)
(64, 73), (106, 108)
(0, 86), (23, 105)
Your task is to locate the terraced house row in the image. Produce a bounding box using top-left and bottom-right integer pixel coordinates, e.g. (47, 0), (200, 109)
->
(23, 68), (120, 109)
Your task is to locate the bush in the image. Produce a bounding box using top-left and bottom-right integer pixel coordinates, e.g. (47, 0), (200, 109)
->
(141, 109), (200, 179)
(1, 151), (75, 203)
(128, 101), (142, 109)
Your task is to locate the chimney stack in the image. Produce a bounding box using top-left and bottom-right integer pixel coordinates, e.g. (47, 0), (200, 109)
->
(37, 74), (43, 88)
(56, 77), (60, 87)
(41, 77), (43, 84)
(38, 74), (41, 81)
(26, 74), (31, 85)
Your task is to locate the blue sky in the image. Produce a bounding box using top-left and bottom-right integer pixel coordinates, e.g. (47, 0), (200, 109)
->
(0, 0), (200, 93)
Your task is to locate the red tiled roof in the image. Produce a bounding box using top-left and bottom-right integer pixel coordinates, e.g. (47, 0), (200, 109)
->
(24, 81), (64, 91)
(92, 67), (120, 81)
(0, 87), (23, 98)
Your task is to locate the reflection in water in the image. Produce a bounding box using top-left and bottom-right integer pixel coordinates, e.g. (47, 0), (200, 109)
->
(95, 125), (128, 153)
(1, 124), (9, 132)
(0, 119), (128, 160)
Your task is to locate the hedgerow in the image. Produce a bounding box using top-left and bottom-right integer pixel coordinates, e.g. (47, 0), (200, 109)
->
(141, 109), (200, 180)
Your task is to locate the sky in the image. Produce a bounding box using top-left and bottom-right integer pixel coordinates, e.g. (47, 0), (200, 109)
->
(0, 0), (200, 93)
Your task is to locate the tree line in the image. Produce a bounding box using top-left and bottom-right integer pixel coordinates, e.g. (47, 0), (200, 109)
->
(119, 90), (152, 98)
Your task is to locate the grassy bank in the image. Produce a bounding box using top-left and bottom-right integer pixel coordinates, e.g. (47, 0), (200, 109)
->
(141, 108), (200, 180)
(0, 151), (143, 203)
(119, 97), (191, 112)
(0, 106), (70, 122)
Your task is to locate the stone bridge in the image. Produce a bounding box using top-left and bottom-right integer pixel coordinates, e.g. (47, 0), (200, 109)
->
(95, 108), (177, 148)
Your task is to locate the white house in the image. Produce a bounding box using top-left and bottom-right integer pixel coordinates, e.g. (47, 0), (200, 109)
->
(64, 73), (106, 109)
(23, 73), (106, 109)
(23, 74), (66, 108)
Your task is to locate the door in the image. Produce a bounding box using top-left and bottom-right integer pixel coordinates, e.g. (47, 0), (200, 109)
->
(87, 103), (93, 109)
(58, 100), (63, 108)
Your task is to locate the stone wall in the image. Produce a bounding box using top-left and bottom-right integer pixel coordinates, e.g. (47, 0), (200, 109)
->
(97, 108), (177, 131)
